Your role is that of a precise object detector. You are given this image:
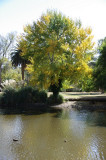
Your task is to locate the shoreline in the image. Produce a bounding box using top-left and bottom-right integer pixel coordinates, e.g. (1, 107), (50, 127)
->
(49, 95), (106, 111)
(50, 101), (106, 111)
(0, 95), (106, 113)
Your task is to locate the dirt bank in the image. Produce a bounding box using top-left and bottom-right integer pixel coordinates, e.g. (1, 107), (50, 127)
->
(50, 95), (106, 111)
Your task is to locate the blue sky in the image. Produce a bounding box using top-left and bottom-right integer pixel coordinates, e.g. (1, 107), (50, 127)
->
(0, 0), (106, 45)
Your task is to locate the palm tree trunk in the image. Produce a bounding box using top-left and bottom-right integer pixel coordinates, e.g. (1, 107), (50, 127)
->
(21, 64), (24, 80)
(0, 63), (2, 85)
(21, 63), (26, 80)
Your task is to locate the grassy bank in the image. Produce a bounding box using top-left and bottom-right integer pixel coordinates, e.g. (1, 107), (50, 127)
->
(0, 89), (106, 112)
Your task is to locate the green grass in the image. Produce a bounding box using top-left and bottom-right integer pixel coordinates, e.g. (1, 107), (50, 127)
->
(48, 92), (106, 100)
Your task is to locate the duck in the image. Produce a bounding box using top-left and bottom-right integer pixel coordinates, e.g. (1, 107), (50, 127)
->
(13, 139), (18, 141)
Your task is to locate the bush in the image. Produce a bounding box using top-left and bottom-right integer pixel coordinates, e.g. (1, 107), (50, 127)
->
(0, 86), (47, 107)
(17, 86), (47, 104)
(38, 90), (47, 103)
(0, 93), (3, 106)
(17, 87), (47, 104)
(16, 86), (35, 104)
(47, 94), (64, 105)
(1, 87), (16, 107)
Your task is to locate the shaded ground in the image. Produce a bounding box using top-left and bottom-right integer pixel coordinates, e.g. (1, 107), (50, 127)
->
(48, 92), (106, 100)
(49, 92), (106, 111)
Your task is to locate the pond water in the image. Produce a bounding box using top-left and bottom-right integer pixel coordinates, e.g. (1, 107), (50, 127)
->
(0, 109), (106, 160)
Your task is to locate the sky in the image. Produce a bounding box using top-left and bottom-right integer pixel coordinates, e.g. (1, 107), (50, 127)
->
(0, 0), (106, 46)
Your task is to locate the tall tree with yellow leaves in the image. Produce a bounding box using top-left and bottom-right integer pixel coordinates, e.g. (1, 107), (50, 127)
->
(20, 11), (94, 96)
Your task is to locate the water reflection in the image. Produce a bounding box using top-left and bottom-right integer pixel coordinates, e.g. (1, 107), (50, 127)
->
(55, 109), (106, 160)
(55, 109), (106, 127)
(0, 115), (23, 160)
(0, 109), (106, 160)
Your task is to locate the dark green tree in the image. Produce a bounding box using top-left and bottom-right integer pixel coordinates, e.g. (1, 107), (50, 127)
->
(93, 37), (106, 92)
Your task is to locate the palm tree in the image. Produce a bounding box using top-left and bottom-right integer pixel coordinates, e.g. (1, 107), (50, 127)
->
(11, 49), (29, 80)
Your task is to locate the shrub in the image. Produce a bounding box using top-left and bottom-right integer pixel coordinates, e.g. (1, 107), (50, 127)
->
(1, 87), (16, 107)
(38, 90), (47, 103)
(16, 86), (35, 104)
(47, 94), (64, 105)
(0, 86), (47, 108)
(16, 86), (47, 104)
(0, 93), (3, 106)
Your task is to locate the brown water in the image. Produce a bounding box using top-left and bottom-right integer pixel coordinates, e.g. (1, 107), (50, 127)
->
(0, 109), (106, 160)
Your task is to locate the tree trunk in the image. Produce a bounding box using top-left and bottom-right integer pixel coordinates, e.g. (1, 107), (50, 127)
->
(21, 63), (26, 80)
(0, 64), (2, 86)
(50, 79), (62, 98)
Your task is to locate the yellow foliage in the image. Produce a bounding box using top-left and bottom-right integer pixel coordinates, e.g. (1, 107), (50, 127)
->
(23, 25), (32, 36)
(43, 14), (51, 24)
(18, 11), (95, 90)
(85, 27), (92, 35)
